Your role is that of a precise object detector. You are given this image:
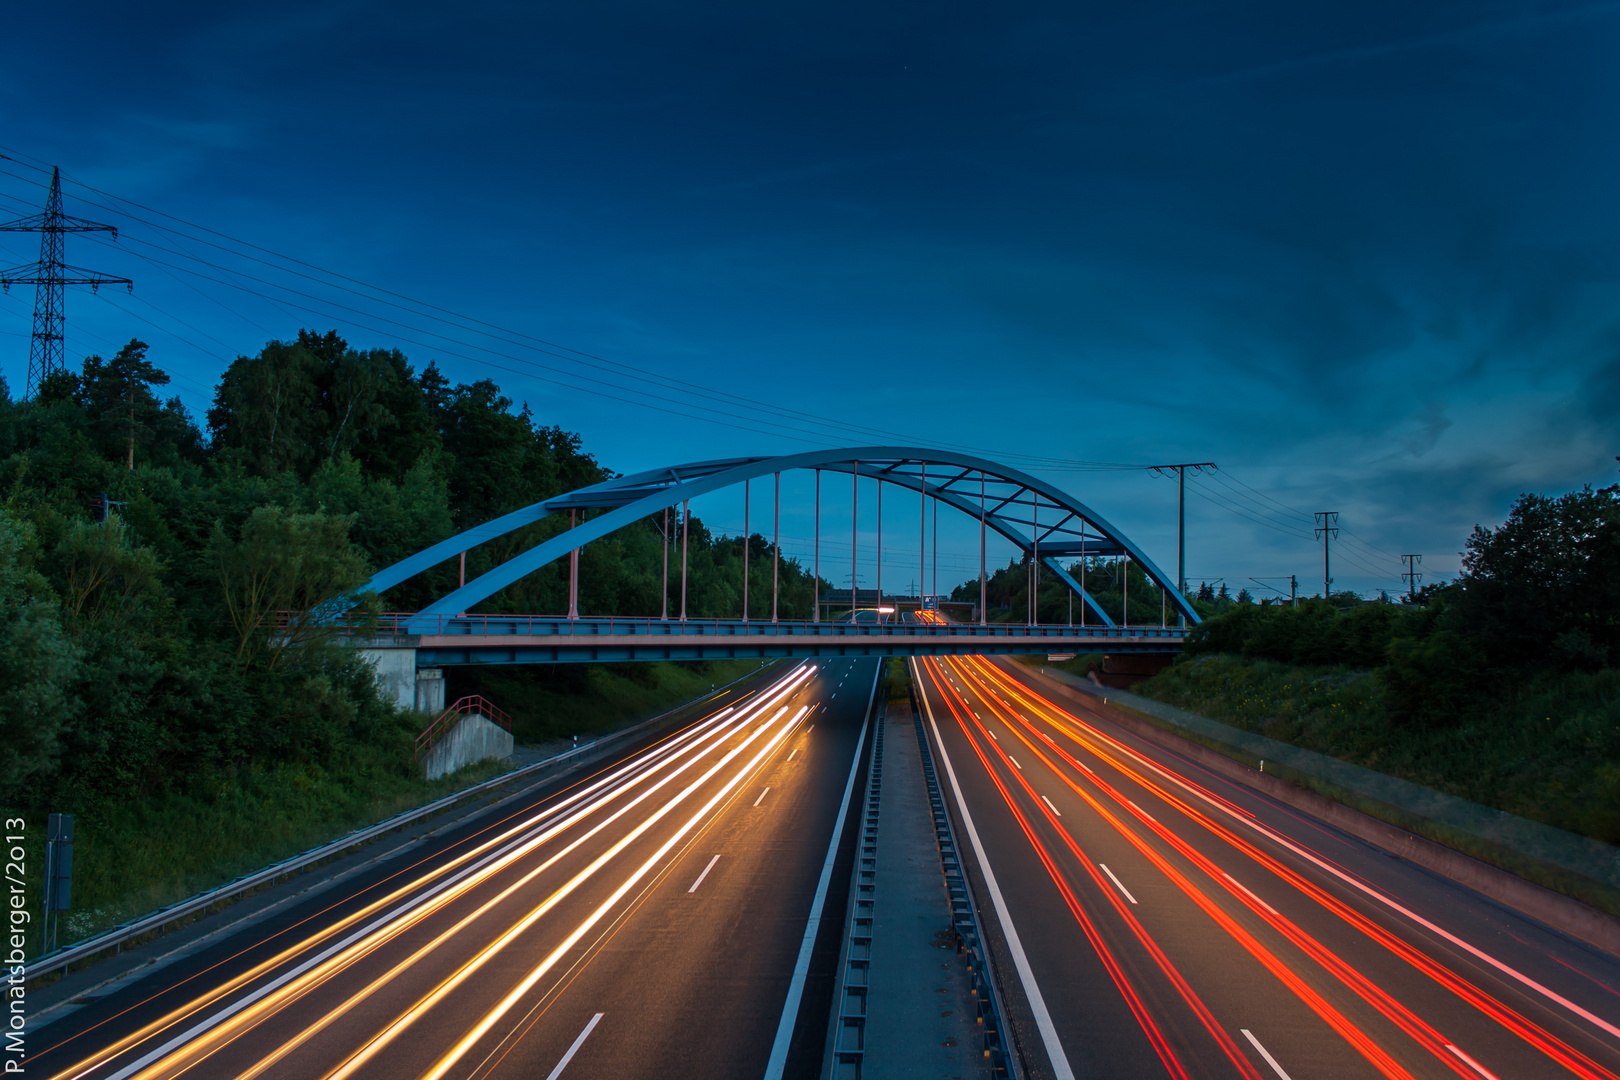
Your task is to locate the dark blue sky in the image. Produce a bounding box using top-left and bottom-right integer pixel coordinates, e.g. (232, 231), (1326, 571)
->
(3, 1), (1618, 597)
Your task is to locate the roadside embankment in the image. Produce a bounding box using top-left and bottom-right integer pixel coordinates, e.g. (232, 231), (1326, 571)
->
(1017, 659), (1620, 955)
(23, 657), (770, 960)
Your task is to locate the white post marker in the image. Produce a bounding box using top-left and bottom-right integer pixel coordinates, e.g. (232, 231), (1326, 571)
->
(688, 855), (721, 894)
(1240, 1029), (1293, 1080)
(545, 1013), (604, 1080)
(762, 663), (877, 1080)
(913, 660), (1076, 1080)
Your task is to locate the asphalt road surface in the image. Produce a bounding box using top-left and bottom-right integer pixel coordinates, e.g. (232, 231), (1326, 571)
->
(912, 652), (1620, 1080)
(35, 656), (881, 1080)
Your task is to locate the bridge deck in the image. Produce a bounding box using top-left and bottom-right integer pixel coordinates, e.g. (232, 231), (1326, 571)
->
(355, 615), (1189, 665)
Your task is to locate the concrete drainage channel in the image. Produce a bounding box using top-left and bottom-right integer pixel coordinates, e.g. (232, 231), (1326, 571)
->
(913, 690), (1020, 1078)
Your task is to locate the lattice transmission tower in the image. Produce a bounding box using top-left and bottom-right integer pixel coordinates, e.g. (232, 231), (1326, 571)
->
(0, 166), (132, 400)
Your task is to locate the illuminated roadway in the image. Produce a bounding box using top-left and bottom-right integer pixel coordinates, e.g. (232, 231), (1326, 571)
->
(911, 646), (1620, 1080)
(34, 658), (880, 1080)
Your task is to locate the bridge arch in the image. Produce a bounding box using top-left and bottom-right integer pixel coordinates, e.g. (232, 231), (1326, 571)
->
(364, 446), (1199, 626)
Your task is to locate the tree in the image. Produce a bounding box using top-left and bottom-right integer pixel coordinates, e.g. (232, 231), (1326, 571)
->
(0, 510), (78, 799)
(209, 507), (372, 668)
(78, 340), (175, 469)
(208, 340), (324, 476)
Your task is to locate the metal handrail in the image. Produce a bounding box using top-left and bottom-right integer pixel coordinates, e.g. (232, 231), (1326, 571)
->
(414, 695), (510, 759)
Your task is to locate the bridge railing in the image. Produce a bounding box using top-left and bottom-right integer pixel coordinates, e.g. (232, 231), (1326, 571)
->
(415, 694), (511, 759)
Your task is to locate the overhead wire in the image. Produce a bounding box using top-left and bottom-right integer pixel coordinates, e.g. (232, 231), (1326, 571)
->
(0, 151), (1148, 473)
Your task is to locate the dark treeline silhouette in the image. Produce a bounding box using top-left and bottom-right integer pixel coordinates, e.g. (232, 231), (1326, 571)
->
(0, 330), (818, 812)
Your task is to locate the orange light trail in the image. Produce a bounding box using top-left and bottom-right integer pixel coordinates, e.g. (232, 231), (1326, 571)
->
(964, 656), (1620, 1080)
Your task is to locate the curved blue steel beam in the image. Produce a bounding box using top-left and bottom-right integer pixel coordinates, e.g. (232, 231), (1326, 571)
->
(369, 446), (1197, 624)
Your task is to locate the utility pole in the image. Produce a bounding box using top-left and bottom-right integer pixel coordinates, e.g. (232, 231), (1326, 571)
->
(1291, 574), (1298, 608)
(1401, 554), (1422, 600)
(1146, 462), (1215, 625)
(1, 167), (132, 400)
(1314, 512), (1338, 597)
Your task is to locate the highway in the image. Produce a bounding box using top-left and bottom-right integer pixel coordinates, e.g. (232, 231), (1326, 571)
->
(34, 657), (881, 1080)
(911, 651), (1620, 1080)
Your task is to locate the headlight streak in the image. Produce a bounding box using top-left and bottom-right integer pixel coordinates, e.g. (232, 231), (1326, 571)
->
(413, 704), (814, 1080)
(319, 702), (811, 1080)
(65, 664), (816, 1080)
(51, 697), (749, 1080)
(43, 678), (788, 1080)
(966, 657), (1620, 1080)
(921, 659), (1262, 1080)
(224, 682), (818, 1080)
(946, 658), (1475, 1079)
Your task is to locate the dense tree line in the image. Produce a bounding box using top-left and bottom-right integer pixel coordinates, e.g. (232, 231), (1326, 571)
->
(1183, 483), (1620, 724)
(0, 330), (820, 810)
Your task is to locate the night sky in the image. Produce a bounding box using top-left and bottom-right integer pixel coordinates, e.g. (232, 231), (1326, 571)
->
(3, 1), (1618, 599)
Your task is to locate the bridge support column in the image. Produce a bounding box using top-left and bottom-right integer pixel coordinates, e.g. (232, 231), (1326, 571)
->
(355, 635), (421, 711)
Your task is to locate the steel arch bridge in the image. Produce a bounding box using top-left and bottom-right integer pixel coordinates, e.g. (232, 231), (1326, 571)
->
(355, 447), (1196, 671)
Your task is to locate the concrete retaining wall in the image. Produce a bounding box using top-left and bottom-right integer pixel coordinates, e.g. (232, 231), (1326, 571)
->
(422, 712), (514, 781)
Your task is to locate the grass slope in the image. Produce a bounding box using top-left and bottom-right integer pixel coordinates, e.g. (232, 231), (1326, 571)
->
(1138, 654), (1620, 845)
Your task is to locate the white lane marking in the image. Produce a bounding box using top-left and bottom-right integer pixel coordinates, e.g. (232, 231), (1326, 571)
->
(831, 693), (837, 698)
(1126, 798), (1156, 822)
(688, 855), (720, 894)
(1008, 755), (1022, 770)
(1224, 872), (1279, 916)
(914, 662), (1076, 1080)
(544, 1013), (604, 1080)
(764, 664), (878, 1079)
(805, 724), (814, 733)
(1446, 1044), (1501, 1080)
(754, 787), (770, 807)
(988, 730), (998, 741)
(1240, 1029), (1292, 1080)
(787, 747), (799, 762)
(1041, 795), (1061, 817)
(1099, 863), (1138, 905)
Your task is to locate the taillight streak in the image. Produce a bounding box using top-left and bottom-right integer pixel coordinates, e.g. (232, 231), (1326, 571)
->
(965, 657), (1620, 1080)
(930, 657), (1419, 1080)
(920, 659), (1234, 1080)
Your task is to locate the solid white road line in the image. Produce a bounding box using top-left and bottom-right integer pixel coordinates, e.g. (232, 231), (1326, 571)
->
(1041, 795), (1061, 817)
(1240, 1029), (1292, 1080)
(544, 1013), (604, 1080)
(762, 663), (877, 1080)
(1099, 863), (1137, 905)
(687, 855), (721, 894)
(1446, 1044), (1501, 1080)
(914, 661), (1076, 1080)
(1126, 798), (1155, 822)
(1224, 873), (1279, 916)
(754, 787), (771, 807)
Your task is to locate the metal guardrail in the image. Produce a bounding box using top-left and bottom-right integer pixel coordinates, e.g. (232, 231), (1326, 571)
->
(912, 686), (1020, 1078)
(414, 695), (511, 759)
(25, 661), (778, 983)
(829, 704), (885, 1076)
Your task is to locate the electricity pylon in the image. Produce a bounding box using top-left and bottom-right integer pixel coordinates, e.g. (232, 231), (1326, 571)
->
(0, 166), (132, 399)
